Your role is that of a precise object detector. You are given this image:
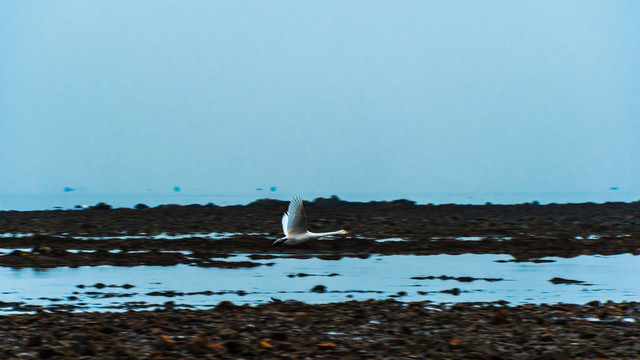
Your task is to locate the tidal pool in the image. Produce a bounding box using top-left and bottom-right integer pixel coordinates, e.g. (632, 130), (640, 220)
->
(1, 253), (639, 313)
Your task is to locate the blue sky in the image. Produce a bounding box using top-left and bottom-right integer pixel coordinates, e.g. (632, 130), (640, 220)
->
(1, 1), (639, 200)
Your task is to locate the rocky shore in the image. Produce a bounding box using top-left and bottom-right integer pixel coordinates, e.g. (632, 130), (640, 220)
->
(1, 198), (639, 358)
(2, 300), (640, 359)
(0, 198), (639, 267)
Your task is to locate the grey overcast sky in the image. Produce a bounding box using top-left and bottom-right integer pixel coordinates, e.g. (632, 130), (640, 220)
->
(1, 1), (639, 199)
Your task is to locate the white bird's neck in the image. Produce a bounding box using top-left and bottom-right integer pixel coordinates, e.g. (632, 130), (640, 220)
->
(308, 230), (346, 238)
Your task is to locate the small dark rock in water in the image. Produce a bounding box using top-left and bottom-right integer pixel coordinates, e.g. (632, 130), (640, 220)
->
(441, 288), (461, 296)
(411, 275), (504, 282)
(549, 277), (585, 285)
(311, 285), (327, 293)
(289, 272), (339, 278)
(134, 203), (149, 210)
(146, 290), (184, 297)
(531, 259), (556, 263)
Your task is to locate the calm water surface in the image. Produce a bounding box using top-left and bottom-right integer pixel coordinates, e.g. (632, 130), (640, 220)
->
(1, 254), (639, 313)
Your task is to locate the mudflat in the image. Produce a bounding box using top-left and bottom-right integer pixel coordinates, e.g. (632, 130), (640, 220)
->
(0, 198), (639, 358)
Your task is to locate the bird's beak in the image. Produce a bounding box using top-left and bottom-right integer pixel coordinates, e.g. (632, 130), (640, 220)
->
(344, 230), (349, 234)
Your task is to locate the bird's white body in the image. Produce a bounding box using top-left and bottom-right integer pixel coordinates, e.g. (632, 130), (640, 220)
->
(273, 197), (348, 246)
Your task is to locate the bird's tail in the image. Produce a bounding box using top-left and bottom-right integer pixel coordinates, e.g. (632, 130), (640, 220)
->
(272, 237), (286, 246)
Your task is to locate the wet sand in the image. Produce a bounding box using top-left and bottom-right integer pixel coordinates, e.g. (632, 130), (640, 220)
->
(1, 198), (640, 358)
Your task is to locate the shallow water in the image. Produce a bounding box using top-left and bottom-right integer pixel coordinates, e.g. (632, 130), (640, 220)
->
(1, 253), (639, 313)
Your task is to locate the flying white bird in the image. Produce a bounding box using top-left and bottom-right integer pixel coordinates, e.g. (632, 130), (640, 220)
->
(272, 197), (348, 246)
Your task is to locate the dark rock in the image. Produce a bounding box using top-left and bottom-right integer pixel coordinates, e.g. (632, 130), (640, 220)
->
(549, 277), (584, 285)
(154, 334), (176, 350)
(269, 332), (287, 341)
(490, 311), (508, 325)
(216, 301), (235, 309)
(277, 341), (294, 351)
(391, 199), (416, 206)
(248, 199), (288, 208)
(312, 195), (347, 206)
(311, 285), (327, 293)
(26, 335), (42, 347)
(223, 339), (247, 354)
(536, 351), (570, 360)
(38, 345), (62, 359)
(90, 202), (112, 210)
(441, 288), (461, 295)
(294, 312), (312, 325)
(219, 328), (239, 340)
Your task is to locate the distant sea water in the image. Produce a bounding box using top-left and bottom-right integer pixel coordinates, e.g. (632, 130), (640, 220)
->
(0, 191), (637, 211)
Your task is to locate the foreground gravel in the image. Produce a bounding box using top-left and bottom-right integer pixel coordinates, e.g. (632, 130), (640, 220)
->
(1, 300), (639, 359)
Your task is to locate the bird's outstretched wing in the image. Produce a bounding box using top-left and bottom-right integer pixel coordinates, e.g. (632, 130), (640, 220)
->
(284, 196), (307, 235)
(281, 213), (289, 236)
